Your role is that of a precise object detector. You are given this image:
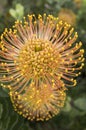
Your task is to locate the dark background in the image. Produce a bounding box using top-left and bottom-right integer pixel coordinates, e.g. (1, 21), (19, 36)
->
(0, 0), (86, 130)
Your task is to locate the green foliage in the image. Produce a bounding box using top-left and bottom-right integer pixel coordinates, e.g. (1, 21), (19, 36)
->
(9, 3), (24, 20)
(74, 96), (86, 111)
(0, 103), (3, 119)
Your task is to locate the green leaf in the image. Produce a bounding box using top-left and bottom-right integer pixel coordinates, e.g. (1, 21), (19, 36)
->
(9, 9), (17, 19)
(47, 0), (54, 4)
(69, 108), (85, 118)
(9, 3), (24, 20)
(16, 3), (24, 18)
(0, 87), (9, 97)
(74, 97), (86, 111)
(0, 103), (3, 119)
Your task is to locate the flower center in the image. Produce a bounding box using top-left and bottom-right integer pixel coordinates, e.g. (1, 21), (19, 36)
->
(35, 44), (42, 52)
(17, 39), (58, 79)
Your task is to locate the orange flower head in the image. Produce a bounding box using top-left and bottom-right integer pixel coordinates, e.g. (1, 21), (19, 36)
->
(0, 14), (84, 121)
(58, 8), (76, 26)
(74, 0), (82, 8)
(10, 82), (66, 121)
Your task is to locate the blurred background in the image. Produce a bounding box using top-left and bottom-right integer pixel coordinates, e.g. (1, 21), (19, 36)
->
(0, 0), (86, 130)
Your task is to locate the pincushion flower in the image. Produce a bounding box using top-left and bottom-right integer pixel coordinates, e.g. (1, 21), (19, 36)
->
(10, 83), (66, 121)
(0, 14), (84, 121)
(73, 0), (82, 8)
(58, 8), (76, 26)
